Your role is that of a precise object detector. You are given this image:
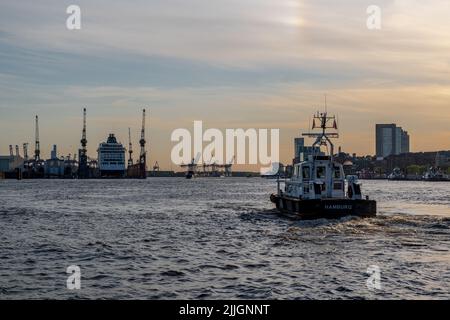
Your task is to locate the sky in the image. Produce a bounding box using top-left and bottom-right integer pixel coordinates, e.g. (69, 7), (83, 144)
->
(1, 0), (450, 170)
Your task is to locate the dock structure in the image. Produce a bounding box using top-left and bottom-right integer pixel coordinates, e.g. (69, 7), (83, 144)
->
(180, 157), (233, 178)
(22, 115), (45, 178)
(13, 109), (150, 179)
(0, 154), (24, 179)
(148, 162), (176, 177)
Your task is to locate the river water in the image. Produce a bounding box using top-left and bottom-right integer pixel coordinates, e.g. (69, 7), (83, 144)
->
(0, 178), (449, 299)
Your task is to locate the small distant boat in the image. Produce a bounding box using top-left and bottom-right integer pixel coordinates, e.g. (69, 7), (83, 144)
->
(181, 158), (197, 179)
(270, 111), (377, 220)
(388, 167), (406, 181)
(186, 171), (194, 179)
(423, 167), (450, 182)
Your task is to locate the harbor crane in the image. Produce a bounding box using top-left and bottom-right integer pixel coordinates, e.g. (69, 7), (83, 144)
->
(78, 108), (89, 178)
(222, 156), (235, 177)
(139, 108), (147, 179)
(153, 161), (160, 172)
(180, 152), (201, 179)
(128, 127), (133, 167)
(126, 109), (148, 179)
(34, 115), (40, 161)
(23, 143), (28, 161)
(182, 154), (234, 178)
(24, 115), (45, 178)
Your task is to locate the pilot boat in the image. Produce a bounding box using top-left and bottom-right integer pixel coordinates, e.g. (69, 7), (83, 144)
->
(270, 111), (376, 219)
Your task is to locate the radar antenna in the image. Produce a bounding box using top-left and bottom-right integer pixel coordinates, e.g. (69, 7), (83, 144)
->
(302, 111), (339, 158)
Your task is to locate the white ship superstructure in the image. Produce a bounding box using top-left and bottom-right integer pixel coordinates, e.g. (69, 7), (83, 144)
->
(98, 134), (126, 178)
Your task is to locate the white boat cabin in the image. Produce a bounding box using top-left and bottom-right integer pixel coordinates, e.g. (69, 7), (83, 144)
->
(284, 155), (362, 200)
(279, 110), (365, 201)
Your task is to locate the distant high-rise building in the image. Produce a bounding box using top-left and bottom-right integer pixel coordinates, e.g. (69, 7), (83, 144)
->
(50, 145), (57, 160)
(293, 137), (321, 164)
(376, 124), (410, 158)
(401, 130), (410, 154)
(294, 138), (305, 159)
(436, 151), (450, 168)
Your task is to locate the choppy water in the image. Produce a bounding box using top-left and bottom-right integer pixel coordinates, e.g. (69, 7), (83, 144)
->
(0, 178), (449, 299)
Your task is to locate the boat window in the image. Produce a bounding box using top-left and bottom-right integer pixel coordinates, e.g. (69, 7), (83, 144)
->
(303, 185), (309, 194)
(302, 166), (310, 179)
(316, 166), (326, 179)
(333, 182), (342, 190)
(334, 167), (341, 179)
(314, 183), (322, 195)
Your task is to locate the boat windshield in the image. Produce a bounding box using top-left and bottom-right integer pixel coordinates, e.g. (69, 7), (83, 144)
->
(316, 166), (326, 179)
(302, 166), (310, 180)
(334, 166), (341, 179)
(294, 165), (300, 177)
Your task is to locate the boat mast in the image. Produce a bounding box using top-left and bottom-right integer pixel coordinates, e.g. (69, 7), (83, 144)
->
(303, 110), (339, 198)
(303, 111), (338, 158)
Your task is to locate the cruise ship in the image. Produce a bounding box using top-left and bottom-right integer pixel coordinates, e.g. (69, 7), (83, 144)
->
(97, 134), (126, 178)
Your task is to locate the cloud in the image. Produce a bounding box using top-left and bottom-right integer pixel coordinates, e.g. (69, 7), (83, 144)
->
(1, 0), (450, 168)
(0, 0), (304, 67)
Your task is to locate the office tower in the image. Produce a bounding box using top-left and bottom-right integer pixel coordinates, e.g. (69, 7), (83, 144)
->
(376, 124), (410, 158)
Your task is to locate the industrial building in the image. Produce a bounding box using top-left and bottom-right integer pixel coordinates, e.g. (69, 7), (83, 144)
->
(0, 154), (23, 177)
(44, 145), (65, 178)
(436, 151), (450, 169)
(0, 144), (25, 179)
(376, 124), (410, 158)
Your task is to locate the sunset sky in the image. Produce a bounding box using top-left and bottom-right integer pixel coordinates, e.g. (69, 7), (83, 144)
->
(1, 0), (450, 170)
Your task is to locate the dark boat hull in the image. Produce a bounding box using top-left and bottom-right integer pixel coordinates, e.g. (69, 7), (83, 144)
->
(270, 194), (376, 220)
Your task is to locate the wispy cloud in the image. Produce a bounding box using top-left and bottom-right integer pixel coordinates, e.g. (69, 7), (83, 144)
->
(1, 0), (450, 168)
